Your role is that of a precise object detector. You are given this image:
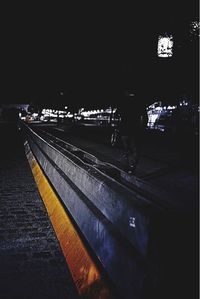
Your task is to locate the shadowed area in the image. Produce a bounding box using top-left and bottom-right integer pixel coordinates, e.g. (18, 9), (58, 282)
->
(0, 122), (79, 299)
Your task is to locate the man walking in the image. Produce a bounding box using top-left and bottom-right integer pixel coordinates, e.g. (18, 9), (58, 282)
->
(117, 91), (148, 174)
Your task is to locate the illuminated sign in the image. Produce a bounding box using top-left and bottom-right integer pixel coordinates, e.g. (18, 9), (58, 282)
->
(157, 35), (174, 57)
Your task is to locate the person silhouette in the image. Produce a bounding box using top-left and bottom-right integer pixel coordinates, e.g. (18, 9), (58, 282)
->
(117, 91), (148, 174)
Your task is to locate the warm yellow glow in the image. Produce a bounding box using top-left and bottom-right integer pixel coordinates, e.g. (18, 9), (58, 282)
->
(26, 148), (112, 299)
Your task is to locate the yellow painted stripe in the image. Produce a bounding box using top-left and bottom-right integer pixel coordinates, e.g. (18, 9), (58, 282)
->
(26, 147), (113, 299)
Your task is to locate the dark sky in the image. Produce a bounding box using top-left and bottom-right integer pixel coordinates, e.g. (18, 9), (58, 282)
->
(0, 1), (198, 107)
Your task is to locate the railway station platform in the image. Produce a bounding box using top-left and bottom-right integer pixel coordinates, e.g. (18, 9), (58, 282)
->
(0, 122), (79, 299)
(44, 122), (199, 215)
(0, 121), (198, 299)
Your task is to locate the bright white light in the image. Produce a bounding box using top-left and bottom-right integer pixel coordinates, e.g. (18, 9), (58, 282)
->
(190, 21), (200, 37)
(158, 35), (174, 57)
(81, 111), (90, 117)
(155, 106), (163, 111)
(50, 113), (57, 117)
(66, 114), (73, 118)
(167, 105), (177, 110)
(148, 114), (159, 124)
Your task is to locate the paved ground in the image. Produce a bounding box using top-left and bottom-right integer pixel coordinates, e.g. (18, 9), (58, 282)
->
(0, 122), (79, 299)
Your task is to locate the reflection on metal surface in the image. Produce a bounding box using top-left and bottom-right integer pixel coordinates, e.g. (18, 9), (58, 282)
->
(129, 217), (136, 228)
(25, 144), (113, 299)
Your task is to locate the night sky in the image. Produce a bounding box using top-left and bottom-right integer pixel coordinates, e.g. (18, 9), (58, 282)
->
(0, 1), (198, 108)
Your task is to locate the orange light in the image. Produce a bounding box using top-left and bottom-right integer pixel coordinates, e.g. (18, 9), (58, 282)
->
(26, 147), (113, 299)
